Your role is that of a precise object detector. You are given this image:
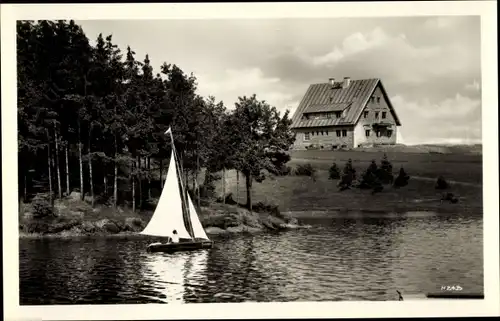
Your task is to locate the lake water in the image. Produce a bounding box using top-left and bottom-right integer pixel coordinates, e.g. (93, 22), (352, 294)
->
(19, 211), (483, 304)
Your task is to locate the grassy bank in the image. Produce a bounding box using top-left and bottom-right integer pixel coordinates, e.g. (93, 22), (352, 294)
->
(18, 193), (302, 238)
(213, 149), (482, 214)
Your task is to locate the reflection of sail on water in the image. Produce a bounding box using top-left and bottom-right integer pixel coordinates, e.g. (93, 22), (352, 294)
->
(142, 251), (209, 304)
(143, 253), (190, 304)
(185, 250), (209, 283)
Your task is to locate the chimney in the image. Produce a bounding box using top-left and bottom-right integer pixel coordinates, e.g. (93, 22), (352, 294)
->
(329, 77), (335, 88)
(343, 77), (351, 88)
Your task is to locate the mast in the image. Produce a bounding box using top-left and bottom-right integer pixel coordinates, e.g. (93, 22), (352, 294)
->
(168, 129), (195, 240)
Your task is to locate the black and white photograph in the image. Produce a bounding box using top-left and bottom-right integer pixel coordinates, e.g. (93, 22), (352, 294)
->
(2, 1), (499, 320)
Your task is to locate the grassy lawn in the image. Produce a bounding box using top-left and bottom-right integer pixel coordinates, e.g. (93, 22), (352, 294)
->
(289, 149), (483, 184)
(213, 149), (483, 214)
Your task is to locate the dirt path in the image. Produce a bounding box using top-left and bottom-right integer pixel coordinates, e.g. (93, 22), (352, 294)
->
(411, 176), (482, 188)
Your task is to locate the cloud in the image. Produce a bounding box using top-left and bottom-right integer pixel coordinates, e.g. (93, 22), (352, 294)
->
(196, 67), (299, 112)
(423, 16), (463, 29)
(465, 79), (481, 92)
(391, 94), (481, 145)
(308, 28), (440, 68)
(77, 17), (481, 145)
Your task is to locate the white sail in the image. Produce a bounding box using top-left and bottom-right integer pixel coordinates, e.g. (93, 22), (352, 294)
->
(140, 149), (191, 239)
(187, 193), (210, 240)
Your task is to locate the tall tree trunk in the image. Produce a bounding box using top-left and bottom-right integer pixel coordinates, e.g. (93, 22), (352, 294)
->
(24, 173), (27, 202)
(65, 144), (70, 196)
(147, 156), (151, 200)
(103, 165), (108, 197)
(54, 122), (62, 199)
(236, 170), (239, 205)
(196, 153), (200, 209)
(47, 141), (53, 206)
(137, 156), (142, 209)
(222, 167), (226, 204)
(113, 135), (118, 208)
(246, 173), (252, 212)
(159, 158), (163, 188)
(88, 134), (94, 208)
(78, 122), (84, 201)
(131, 159), (135, 212)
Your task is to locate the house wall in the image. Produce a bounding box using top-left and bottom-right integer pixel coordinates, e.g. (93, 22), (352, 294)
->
(292, 126), (355, 150)
(354, 85), (398, 147)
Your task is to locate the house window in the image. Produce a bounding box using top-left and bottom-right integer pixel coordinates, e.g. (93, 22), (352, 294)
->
(382, 111), (387, 119)
(326, 113), (332, 119)
(304, 132), (310, 141)
(375, 112), (379, 119)
(326, 130), (329, 135)
(370, 96), (375, 103)
(312, 131), (314, 136)
(377, 97), (381, 104)
(336, 130), (341, 137)
(364, 111), (369, 118)
(365, 130), (370, 137)
(376, 130), (381, 137)
(321, 130), (324, 136)
(317, 131), (320, 135)
(387, 130), (393, 138)
(335, 111), (342, 118)
(342, 129), (347, 137)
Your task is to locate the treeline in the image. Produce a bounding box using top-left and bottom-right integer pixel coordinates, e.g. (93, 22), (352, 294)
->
(18, 20), (295, 212)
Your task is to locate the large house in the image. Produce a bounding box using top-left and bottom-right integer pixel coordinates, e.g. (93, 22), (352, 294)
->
(290, 77), (401, 150)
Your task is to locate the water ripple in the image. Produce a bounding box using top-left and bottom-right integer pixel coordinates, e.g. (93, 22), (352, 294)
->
(19, 212), (483, 304)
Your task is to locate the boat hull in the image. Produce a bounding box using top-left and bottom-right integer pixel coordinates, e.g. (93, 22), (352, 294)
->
(147, 240), (214, 253)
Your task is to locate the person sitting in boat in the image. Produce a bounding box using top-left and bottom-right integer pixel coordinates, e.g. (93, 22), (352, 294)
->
(169, 230), (179, 244)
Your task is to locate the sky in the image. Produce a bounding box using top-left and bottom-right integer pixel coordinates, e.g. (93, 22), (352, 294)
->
(76, 16), (482, 145)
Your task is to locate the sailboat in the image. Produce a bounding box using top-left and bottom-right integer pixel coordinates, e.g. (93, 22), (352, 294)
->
(141, 127), (213, 253)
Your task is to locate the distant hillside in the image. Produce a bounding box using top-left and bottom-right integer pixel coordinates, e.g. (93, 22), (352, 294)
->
(353, 144), (482, 155)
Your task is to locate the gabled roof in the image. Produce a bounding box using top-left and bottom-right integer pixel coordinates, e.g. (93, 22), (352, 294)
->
(304, 102), (351, 113)
(290, 78), (401, 128)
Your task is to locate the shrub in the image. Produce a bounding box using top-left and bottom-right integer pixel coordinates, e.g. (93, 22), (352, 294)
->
(32, 194), (54, 219)
(277, 164), (292, 176)
(199, 183), (216, 199)
(338, 171), (354, 190)
(394, 167), (410, 188)
(216, 192), (238, 205)
(358, 160), (378, 189)
(377, 154), (394, 184)
(294, 163), (316, 177)
(328, 162), (341, 180)
(435, 176), (449, 189)
(343, 158), (357, 180)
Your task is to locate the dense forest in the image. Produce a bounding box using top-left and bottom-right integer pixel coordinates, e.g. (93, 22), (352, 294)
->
(17, 20), (295, 213)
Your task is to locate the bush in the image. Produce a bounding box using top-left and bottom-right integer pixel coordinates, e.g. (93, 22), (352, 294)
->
(377, 154), (394, 184)
(435, 176), (449, 189)
(394, 167), (410, 188)
(342, 158), (357, 180)
(199, 183), (216, 199)
(275, 164), (292, 176)
(252, 202), (282, 218)
(32, 194), (54, 219)
(294, 163), (316, 177)
(216, 192), (238, 205)
(338, 171), (354, 190)
(358, 160), (378, 189)
(328, 162), (341, 180)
